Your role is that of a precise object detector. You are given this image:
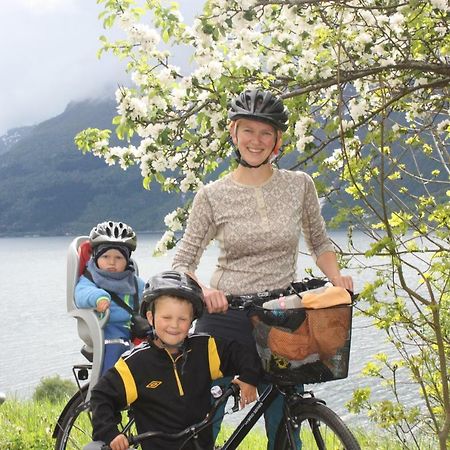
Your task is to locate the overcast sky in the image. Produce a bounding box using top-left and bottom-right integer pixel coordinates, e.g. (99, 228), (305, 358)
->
(0, 0), (203, 136)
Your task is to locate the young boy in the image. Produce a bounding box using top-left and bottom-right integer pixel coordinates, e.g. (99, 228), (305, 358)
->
(88, 270), (261, 450)
(75, 220), (146, 374)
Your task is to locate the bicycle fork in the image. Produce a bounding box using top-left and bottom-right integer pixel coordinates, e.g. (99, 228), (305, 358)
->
(282, 391), (328, 450)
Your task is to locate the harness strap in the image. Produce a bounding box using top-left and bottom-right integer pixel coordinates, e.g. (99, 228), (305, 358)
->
(83, 269), (139, 314)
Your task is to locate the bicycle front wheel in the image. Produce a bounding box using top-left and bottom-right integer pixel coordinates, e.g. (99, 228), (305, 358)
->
(274, 402), (360, 450)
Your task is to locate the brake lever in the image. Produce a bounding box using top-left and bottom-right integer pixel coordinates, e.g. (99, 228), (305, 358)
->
(230, 383), (241, 413)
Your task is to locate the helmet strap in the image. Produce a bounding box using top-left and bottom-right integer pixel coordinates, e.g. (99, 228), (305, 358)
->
(235, 151), (270, 168)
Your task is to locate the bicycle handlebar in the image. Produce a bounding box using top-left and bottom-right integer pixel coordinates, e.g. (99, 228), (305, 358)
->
(100, 383), (241, 450)
(225, 282), (307, 310)
(225, 278), (356, 310)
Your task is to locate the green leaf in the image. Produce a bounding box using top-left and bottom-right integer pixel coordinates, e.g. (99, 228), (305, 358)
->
(143, 175), (153, 190)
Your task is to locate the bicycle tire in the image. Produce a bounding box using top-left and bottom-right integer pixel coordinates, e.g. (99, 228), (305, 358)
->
(54, 385), (93, 450)
(54, 385), (137, 450)
(274, 402), (361, 450)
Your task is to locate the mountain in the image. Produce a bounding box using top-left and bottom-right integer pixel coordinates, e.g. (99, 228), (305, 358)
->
(0, 126), (35, 155)
(1, 99), (443, 237)
(0, 99), (183, 236)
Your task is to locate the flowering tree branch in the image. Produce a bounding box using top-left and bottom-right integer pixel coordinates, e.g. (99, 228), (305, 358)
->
(76, 1), (449, 445)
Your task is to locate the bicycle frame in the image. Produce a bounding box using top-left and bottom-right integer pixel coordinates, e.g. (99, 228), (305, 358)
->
(58, 280), (358, 450)
(221, 383), (326, 450)
(219, 383), (280, 449)
(123, 382), (327, 450)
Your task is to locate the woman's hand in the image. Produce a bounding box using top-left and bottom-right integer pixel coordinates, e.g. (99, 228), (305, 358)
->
(109, 433), (129, 450)
(202, 287), (229, 314)
(232, 379), (257, 409)
(184, 272), (228, 314)
(330, 274), (354, 292)
(316, 251), (354, 292)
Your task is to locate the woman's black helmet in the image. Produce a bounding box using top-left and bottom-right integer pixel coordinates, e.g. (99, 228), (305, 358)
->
(228, 89), (289, 131)
(141, 271), (204, 320)
(89, 221), (137, 251)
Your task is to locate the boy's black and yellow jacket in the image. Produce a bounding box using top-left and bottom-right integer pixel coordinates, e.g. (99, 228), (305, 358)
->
(90, 334), (261, 450)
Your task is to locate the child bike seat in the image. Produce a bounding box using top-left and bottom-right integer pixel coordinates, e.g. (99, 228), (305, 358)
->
(67, 236), (108, 396)
(67, 236), (140, 397)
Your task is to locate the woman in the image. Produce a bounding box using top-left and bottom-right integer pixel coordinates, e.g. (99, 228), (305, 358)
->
(172, 88), (353, 449)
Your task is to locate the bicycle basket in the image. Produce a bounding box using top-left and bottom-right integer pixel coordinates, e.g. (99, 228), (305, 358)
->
(251, 304), (352, 384)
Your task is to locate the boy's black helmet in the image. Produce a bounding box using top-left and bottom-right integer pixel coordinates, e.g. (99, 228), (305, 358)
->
(89, 221), (137, 251)
(141, 271), (204, 319)
(228, 89), (289, 131)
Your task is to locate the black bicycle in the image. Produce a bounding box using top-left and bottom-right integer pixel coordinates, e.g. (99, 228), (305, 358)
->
(53, 279), (360, 450)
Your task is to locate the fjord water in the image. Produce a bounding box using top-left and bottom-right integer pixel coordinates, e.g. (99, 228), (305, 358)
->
(0, 232), (421, 425)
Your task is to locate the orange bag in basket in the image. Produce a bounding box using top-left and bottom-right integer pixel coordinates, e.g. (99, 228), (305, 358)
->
(267, 292), (351, 361)
(268, 318), (316, 361)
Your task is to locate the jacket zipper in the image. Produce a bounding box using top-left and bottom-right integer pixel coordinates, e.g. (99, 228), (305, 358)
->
(166, 350), (184, 396)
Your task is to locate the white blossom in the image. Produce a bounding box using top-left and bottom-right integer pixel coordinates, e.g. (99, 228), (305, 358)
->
(379, 56), (396, 67)
(171, 87), (187, 110)
(104, 150), (118, 166)
(167, 153), (183, 171)
(162, 177), (177, 190)
(414, 77), (429, 87)
(320, 66), (333, 79)
(359, 10), (377, 26)
(147, 95), (167, 111)
(207, 60), (224, 79)
(240, 0), (256, 8)
(93, 139), (109, 153)
(131, 71), (147, 87)
(138, 137), (155, 153)
(127, 24), (160, 51)
(180, 170), (200, 193)
(186, 114), (198, 129)
(354, 31), (372, 47)
(129, 97), (148, 119)
(278, 61), (296, 78)
(389, 12), (405, 33)
(348, 98), (368, 122)
(267, 53), (285, 71)
(164, 209), (183, 231)
(430, 0), (449, 11)
(186, 152), (200, 169)
(158, 66), (179, 86)
(377, 14), (390, 26)
(153, 230), (175, 255)
(208, 139), (221, 154)
(372, 44), (387, 58)
(294, 117), (315, 141)
(152, 154), (168, 172)
(437, 119), (450, 133)
(340, 120), (352, 131)
(392, 123), (401, 133)
(435, 26), (447, 36)
(118, 10), (135, 32)
(324, 148), (343, 168)
(209, 111), (225, 134)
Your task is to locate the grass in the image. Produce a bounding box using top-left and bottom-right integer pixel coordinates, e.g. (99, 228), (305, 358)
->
(217, 425), (267, 449)
(0, 397), (66, 449)
(0, 397), (436, 449)
(214, 423), (411, 449)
